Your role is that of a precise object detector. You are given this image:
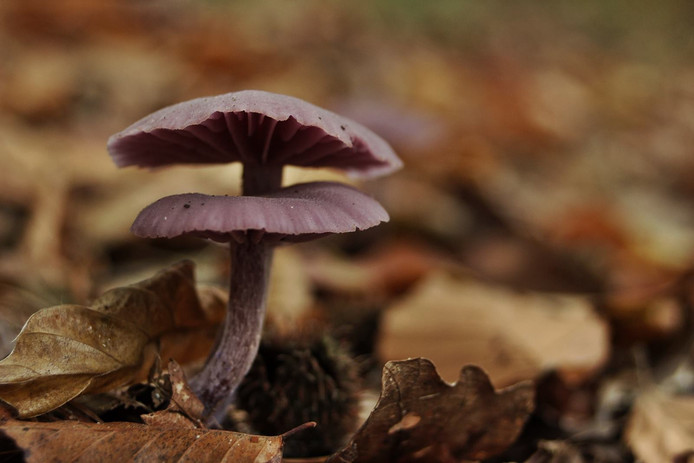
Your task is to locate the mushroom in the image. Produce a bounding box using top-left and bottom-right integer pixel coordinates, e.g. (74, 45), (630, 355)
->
(107, 90), (402, 414)
(107, 89), (402, 195)
(131, 182), (388, 410)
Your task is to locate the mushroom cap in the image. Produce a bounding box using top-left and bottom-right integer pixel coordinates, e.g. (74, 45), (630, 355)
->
(131, 181), (389, 244)
(107, 90), (402, 179)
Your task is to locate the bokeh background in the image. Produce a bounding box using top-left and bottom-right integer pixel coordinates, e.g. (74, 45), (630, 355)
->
(2, 1), (694, 459)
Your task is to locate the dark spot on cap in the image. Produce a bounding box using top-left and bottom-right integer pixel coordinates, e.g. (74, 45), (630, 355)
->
(183, 204), (191, 209)
(341, 125), (346, 130)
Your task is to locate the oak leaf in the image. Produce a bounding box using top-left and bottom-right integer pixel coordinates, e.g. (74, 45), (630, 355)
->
(328, 358), (534, 463)
(0, 261), (224, 417)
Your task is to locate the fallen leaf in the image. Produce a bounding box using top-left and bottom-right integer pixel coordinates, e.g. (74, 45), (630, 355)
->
(0, 418), (283, 463)
(379, 272), (609, 386)
(625, 389), (694, 463)
(0, 261), (224, 417)
(328, 358), (534, 463)
(141, 360), (204, 429)
(1, 46), (78, 121)
(166, 360), (205, 421)
(377, 175), (473, 244)
(0, 281), (51, 359)
(306, 239), (439, 297)
(158, 284), (227, 366)
(264, 247), (314, 334)
(524, 440), (586, 463)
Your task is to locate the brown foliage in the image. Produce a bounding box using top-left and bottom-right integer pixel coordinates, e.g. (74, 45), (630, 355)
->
(626, 390), (694, 463)
(0, 261), (224, 417)
(379, 272), (609, 386)
(329, 358), (534, 463)
(0, 417), (283, 463)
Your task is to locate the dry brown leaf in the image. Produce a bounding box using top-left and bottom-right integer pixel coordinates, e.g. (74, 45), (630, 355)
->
(0, 417), (283, 462)
(524, 440), (586, 463)
(328, 358), (534, 463)
(305, 240), (438, 297)
(0, 261), (224, 417)
(379, 272), (609, 386)
(158, 284), (227, 366)
(264, 247), (314, 333)
(625, 389), (694, 463)
(141, 360), (204, 429)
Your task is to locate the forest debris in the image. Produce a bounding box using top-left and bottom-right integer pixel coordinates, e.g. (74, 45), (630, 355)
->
(306, 240), (439, 297)
(625, 389), (694, 463)
(0, 418), (283, 462)
(157, 284), (226, 367)
(236, 330), (361, 458)
(0, 261), (224, 417)
(378, 175), (474, 243)
(141, 360), (204, 429)
(1, 46), (78, 121)
(0, 282), (52, 359)
(264, 247), (314, 333)
(524, 440), (586, 463)
(379, 272), (609, 386)
(1, 1), (694, 460)
(328, 358), (534, 462)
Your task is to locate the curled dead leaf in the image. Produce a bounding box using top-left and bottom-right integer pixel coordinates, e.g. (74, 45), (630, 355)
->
(0, 261), (224, 417)
(328, 358), (534, 463)
(141, 360), (205, 429)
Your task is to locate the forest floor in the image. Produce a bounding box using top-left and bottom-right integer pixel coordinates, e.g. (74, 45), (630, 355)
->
(1, 1), (693, 461)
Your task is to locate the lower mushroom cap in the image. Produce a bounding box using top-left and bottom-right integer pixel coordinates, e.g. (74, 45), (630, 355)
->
(131, 181), (389, 243)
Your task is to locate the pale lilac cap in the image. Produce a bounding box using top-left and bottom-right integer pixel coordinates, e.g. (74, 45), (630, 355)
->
(107, 90), (402, 179)
(131, 181), (389, 244)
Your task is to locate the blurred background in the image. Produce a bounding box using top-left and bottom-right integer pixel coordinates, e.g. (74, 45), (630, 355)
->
(1, 0), (694, 458)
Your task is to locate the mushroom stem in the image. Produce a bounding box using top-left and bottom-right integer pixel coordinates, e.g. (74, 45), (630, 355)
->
(190, 239), (273, 415)
(242, 163), (283, 196)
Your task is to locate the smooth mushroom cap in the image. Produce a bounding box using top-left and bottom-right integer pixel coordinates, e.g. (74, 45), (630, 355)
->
(107, 90), (402, 179)
(131, 181), (389, 244)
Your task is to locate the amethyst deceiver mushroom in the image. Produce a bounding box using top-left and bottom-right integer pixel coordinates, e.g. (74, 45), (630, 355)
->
(107, 89), (402, 195)
(132, 182), (388, 410)
(107, 90), (402, 414)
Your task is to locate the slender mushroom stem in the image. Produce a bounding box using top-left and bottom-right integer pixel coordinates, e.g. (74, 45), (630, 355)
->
(242, 162), (283, 196)
(190, 239), (273, 415)
(191, 163), (283, 415)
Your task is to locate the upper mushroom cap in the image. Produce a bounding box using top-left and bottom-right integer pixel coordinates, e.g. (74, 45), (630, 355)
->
(131, 181), (389, 244)
(107, 90), (402, 179)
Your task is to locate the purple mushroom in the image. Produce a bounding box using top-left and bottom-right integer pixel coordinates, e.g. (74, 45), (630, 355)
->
(132, 182), (388, 410)
(107, 90), (402, 415)
(107, 89), (402, 195)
